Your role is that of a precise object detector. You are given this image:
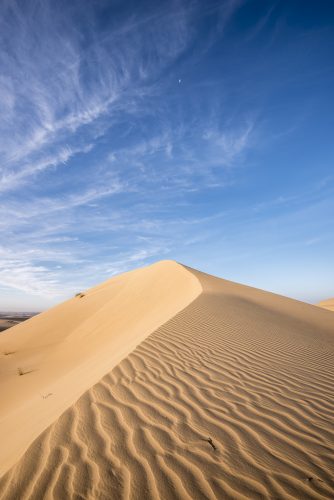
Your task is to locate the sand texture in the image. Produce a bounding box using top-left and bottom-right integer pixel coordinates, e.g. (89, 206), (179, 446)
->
(317, 299), (334, 312)
(0, 261), (334, 499)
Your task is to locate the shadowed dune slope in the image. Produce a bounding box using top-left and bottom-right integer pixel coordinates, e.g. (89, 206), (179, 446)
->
(0, 261), (201, 476)
(1, 262), (334, 499)
(317, 298), (334, 312)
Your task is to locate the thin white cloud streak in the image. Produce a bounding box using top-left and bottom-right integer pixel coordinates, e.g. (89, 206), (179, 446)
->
(202, 121), (254, 166)
(0, 258), (62, 298)
(104, 247), (169, 276)
(105, 119), (255, 193)
(0, 143), (94, 192)
(0, 180), (127, 229)
(0, 238), (95, 298)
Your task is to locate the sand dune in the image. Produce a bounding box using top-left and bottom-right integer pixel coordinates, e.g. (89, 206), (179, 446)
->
(317, 299), (334, 312)
(0, 261), (334, 499)
(0, 261), (200, 476)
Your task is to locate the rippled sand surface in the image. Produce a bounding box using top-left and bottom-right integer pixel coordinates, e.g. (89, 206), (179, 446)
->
(1, 262), (333, 499)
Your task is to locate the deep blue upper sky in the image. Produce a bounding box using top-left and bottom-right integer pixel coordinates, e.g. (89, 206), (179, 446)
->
(0, 0), (333, 310)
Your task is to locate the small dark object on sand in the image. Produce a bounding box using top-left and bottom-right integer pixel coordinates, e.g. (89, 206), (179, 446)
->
(42, 393), (53, 399)
(207, 437), (217, 450)
(17, 367), (34, 376)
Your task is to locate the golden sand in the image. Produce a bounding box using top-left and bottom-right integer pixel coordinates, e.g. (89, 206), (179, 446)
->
(0, 261), (333, 499)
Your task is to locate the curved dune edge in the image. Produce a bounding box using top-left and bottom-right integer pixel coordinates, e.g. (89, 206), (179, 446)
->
(1, 263), (334, 499)
(317, 298), (334, 312)
(0, 260), (202, 476)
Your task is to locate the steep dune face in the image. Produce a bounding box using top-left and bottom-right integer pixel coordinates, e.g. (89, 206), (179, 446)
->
(317, 298), (334, 312)
(1, 262), (334, 499)
(0, 261), (201, 476)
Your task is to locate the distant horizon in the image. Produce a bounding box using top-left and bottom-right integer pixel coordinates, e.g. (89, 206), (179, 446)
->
(0, 258), (332, 313)
(1, 0), (334, 310)
(0, 310), (40, 314)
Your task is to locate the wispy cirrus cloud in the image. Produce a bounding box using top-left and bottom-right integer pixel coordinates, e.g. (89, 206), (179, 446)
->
(2, 0), (331, 308)
(0, 249), (63, 298)
(0, 0), (193, 187)
(202, 121), (254, 166)
(0, 143), (94, 192)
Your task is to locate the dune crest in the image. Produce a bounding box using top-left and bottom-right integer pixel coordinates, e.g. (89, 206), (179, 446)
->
(0, 260), (201, 476)
(1, 262), (334, 499)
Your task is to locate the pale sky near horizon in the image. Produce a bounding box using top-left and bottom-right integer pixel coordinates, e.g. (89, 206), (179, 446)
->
(0, 0), (334, 311)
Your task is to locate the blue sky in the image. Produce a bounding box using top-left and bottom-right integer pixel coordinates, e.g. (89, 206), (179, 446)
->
(0, 0), (334, 310)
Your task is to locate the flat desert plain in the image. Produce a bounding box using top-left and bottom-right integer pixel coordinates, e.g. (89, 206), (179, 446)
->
(0, 313), (36, 333)
(0, 260), (333, 499)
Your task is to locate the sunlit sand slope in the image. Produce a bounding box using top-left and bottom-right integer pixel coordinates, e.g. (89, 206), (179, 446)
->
(1, 264), (334, 499)
(0, 261), (201, 476)
(317, 298), (334, 312)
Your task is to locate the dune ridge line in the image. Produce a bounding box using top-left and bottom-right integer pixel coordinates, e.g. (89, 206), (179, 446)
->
(1, 260), (334, 499)
(0, 260), (202, 476)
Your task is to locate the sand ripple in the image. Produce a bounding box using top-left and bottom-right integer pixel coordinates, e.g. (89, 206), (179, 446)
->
(1, 267), (334, 499)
